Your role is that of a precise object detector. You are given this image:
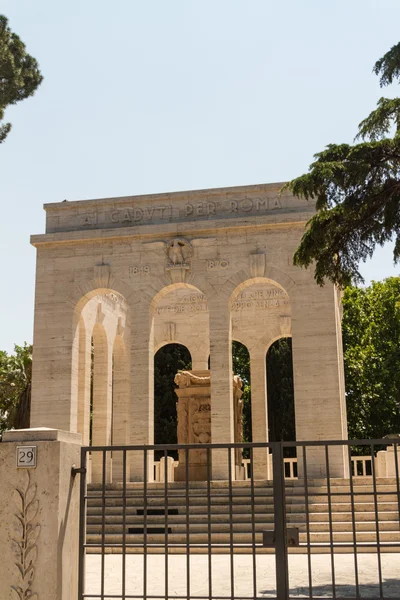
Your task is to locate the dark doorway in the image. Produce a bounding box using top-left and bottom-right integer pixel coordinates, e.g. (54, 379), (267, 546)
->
(266, 338), (295, 454)
(154, 343), (192, 457)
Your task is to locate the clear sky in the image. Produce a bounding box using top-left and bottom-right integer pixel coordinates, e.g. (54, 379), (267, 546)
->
(1, 1), (399, 353)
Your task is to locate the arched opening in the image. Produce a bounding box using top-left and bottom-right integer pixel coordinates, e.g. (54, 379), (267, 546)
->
(154, 343), (192, 459)
(74, 288), (129, 446)
(229, 277), (292, 477)
(266, 337), (295, 455)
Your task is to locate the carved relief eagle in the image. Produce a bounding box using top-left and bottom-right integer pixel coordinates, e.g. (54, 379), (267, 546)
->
(168, 239), (191, 265)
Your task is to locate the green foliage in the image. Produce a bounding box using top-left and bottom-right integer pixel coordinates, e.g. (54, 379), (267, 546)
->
(0, 15), (43, 143)
(284, 42), (400, 286)
(0, 343), (32, 435)
(154, 344), (191, 455)
(266, 338), (295, 444)
(342, 277), (400, 441)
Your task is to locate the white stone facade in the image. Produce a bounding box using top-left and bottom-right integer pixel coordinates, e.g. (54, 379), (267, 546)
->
(30, 182), (348, 480)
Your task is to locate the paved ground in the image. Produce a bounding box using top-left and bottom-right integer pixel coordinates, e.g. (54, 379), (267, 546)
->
(85, 553), (400, 598)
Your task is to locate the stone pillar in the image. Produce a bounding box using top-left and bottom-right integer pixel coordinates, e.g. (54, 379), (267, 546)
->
(77, 318), (91, 445)
(291, 284), (348, 478)
(0, 428), (81, 600)
(250, 346), (271, 480)
(130, 302), (154, 481)
(376, 445), (400, 477)
(31, 300), (78, 432)
(190, 345), (209, 370)
(91, 324), (113, 483)
(209, 299), (234, 479)
(112, 336), (130, 482)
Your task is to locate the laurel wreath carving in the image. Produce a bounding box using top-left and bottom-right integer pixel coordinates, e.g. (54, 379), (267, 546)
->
(11, 470), (40, 600)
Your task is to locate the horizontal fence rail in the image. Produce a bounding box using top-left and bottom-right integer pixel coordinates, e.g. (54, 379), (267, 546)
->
(78, 439), (400, 600)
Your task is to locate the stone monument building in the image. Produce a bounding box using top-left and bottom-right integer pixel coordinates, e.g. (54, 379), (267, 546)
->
(29, 183), (348, 481)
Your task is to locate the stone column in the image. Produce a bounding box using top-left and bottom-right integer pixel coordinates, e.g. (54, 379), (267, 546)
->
(291, 284), (348, 478)
(209, 298), (234, 479)
(250, 346), (271, 480)
(112, 337), (130, 482)
(91, 324), (113, 483)
(0, 428), (81, 600)
(130, 301), (154, 481)
(77, 318), (91, 445)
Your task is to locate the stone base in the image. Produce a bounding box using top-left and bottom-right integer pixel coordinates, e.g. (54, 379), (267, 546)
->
(0, 427), (82, 600)
(175, 463), (210, 481)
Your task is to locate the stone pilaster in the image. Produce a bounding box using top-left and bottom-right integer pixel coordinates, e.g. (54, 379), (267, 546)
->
(77, 319), (91, 445)
(291, 284), (348, 478)
(209, 299), (234, 479)
(130, 301), (154, 481)
(112, 337), (130, 481)
(91, 326), (113, 483)
(31, 299), (79, 433)
(250, 346), (271, 479)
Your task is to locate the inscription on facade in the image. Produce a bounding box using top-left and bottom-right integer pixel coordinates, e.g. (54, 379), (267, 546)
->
(207, 259), (229, 270)
(232, 289), (289, 311)
(129, 265), (150, 276)
(156, 287), (289, 315)
(156, 294), (208, 316)
(79, 195), (285, 229)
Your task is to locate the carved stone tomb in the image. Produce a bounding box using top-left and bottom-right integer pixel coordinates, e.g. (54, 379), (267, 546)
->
(174, 370), (244, 481)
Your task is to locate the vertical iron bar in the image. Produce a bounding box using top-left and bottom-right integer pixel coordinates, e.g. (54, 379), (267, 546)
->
(78, 447), (87, 600)
(302, 446), (313, 600)
(347, 445), (360, 600)
(325, 445), (336, 600)
(101, 450), (106, 600)
(122, 450), (127, 600)
(394, 442), (400, 536)
(185, 448), (190, 600)
(272, 442), (289, 600)
(206, 447), (212, 600)
(228, 447), (234, 600)
(164, 449), (168, 600)
(249, 446), (257, 600)
(371, 444), (383, 599)
(394, 442), (400, 535)
(144, 449), (148, 600)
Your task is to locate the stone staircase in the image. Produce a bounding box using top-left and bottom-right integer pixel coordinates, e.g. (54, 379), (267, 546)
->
(85, 478), (400, 554)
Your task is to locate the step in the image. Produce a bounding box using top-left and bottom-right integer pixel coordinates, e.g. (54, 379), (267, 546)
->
(85, 530), (400, 545)
(86, 504), (275, 515)
(86, 518), (399, 534)
(287, 502), (399, 513)
(86, 497), (275, 508)
(86, 513), (275, 525)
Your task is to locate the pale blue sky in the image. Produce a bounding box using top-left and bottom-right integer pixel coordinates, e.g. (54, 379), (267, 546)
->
(1, 1), (399, 353)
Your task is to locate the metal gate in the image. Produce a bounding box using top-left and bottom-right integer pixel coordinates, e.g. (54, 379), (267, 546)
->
(77, 440), (400, 600)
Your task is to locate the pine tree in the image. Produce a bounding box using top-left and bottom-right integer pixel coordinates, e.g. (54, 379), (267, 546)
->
(0, 15), (43, 143)
(285, 42), (400, 286)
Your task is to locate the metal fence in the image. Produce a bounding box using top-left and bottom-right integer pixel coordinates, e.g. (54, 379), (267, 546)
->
(77, 440), (400, 600)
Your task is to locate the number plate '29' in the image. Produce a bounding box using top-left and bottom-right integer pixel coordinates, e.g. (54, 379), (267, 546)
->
(16, 446), (37, 468)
